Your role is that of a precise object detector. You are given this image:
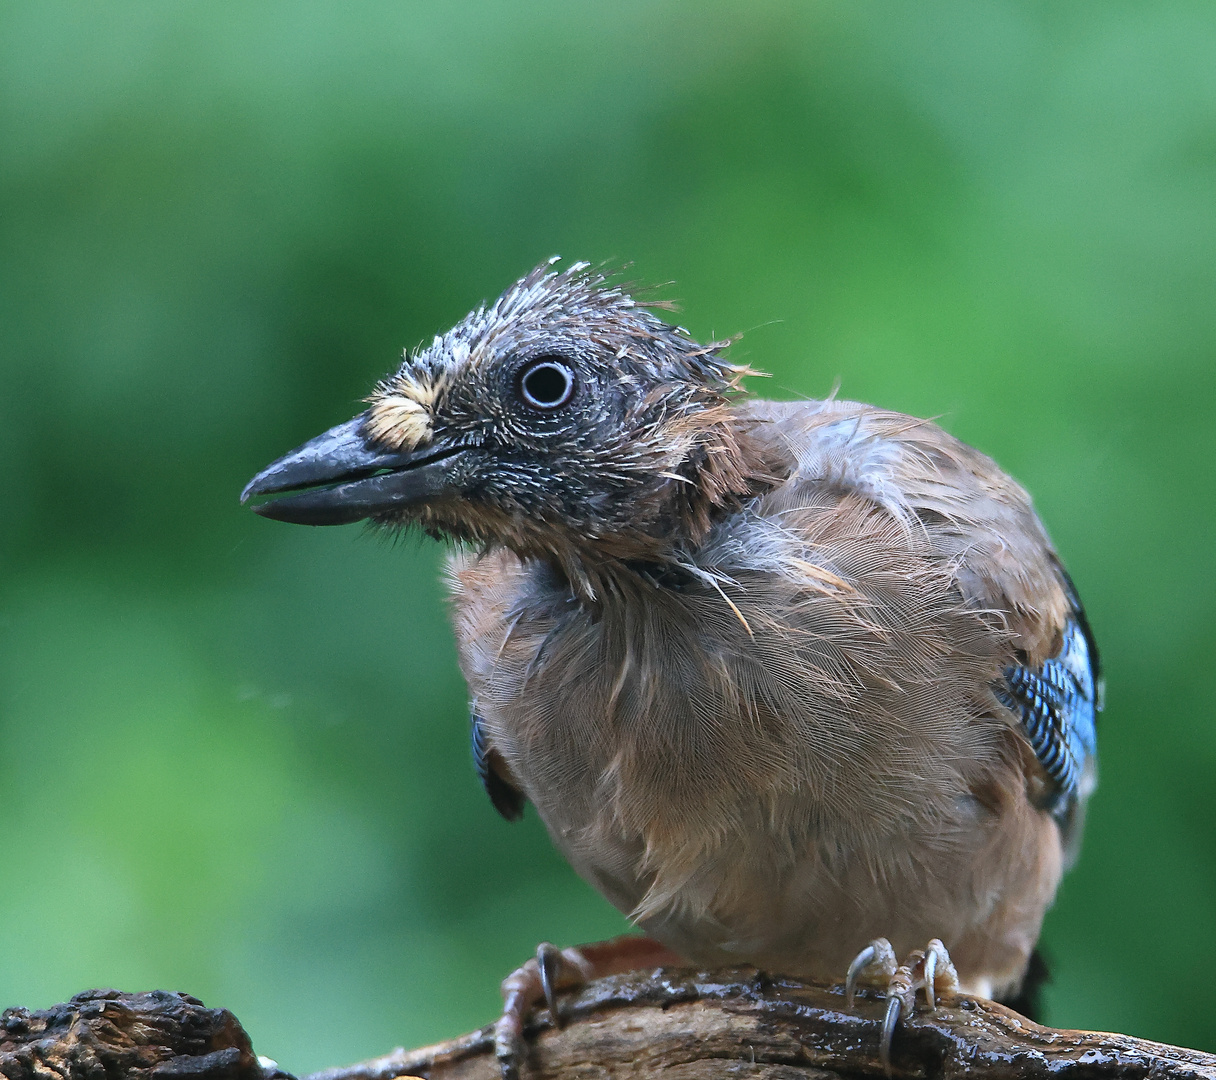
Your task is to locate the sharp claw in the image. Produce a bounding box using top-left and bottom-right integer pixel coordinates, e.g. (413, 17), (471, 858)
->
(880, 992), (902, 1076)
(847, 938), (956, 1074)
(846, 943), (878, 1009)
(926, 938), (959, 1004)
(536, 942), (563, 1026)
(845, 937), (896, 1009)
(923, 948), (937, 1011)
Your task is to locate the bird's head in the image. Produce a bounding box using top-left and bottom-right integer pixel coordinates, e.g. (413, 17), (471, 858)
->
(242, 260), (772, 584)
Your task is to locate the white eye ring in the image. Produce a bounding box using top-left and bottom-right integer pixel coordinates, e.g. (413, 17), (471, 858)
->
(518, 359), (576, 410)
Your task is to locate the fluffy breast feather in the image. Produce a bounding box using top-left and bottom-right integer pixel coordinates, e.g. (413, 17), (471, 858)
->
(446, 397), (1074, 986)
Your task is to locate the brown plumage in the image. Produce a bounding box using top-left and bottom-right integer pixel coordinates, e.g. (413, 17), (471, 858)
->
(451, 396), (1065, 990)
(243, 259), (1099, 1072)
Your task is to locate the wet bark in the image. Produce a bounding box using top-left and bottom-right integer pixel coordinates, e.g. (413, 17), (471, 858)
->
(5, 973), (1215, 1080)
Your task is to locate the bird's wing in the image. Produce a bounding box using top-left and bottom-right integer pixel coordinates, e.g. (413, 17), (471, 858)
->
(998, 614), (1098, 817)
(995, 564), (1101, 859)
(742, 398), (1100, 834)
(471, 708), (527, 822)
(448, 548), (531, 821)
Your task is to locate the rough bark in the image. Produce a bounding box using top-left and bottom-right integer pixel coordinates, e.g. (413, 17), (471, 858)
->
(307, 970), (1216, 1080)
(0, 988), (267, 1080)
(5, 973), (1215, 1080)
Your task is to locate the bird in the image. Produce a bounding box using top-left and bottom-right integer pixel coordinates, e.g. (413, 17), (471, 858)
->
(242, 259), (1100, 1077)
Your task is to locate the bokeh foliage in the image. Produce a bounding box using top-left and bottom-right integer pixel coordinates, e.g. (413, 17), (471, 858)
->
(2, 0), (1215, 1070)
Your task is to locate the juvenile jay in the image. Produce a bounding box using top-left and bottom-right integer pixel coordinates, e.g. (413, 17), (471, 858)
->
(242, 260), (1100, 1076)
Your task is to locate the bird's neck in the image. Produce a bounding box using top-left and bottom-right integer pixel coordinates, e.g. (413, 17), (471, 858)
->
(523, 411), (787, 601)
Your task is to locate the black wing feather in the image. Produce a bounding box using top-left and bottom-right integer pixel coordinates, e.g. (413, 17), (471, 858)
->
(471, 711), (526, 822)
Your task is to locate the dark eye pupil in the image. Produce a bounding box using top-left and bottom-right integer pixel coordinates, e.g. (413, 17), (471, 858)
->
(520, 360), (574, 409)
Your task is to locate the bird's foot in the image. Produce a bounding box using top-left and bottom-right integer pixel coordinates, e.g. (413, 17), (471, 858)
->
(845, 937), (959, 1076)
(495, 934), (686, 1080)
(495, 942), (592, 1080)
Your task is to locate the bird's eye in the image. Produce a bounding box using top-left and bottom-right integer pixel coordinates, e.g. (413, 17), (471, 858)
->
(517, 358), (576, 410)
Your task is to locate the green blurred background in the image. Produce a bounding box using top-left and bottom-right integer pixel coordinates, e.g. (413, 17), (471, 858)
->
(2, 0), (1215, 1070)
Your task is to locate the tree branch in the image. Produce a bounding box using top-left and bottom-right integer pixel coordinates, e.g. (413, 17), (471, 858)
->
(306, 969), (1216, 1080)
(5, 973), (1215, 1080)
(0, 989), (264, 1080)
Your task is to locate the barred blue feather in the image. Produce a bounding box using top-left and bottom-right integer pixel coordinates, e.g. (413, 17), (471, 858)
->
(998, 617), (1099, 824)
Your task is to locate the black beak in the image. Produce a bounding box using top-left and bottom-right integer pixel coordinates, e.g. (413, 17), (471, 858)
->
(241, 414), (466, 526)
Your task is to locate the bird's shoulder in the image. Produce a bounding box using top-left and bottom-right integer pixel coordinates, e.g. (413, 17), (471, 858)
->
(736, 397), (1100, 829)
(737, 396), (1069, 665)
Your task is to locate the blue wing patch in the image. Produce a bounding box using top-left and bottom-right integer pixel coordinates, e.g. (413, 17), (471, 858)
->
(471, 711), (526, 822)
(998, 618), (1099, 824)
